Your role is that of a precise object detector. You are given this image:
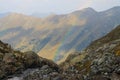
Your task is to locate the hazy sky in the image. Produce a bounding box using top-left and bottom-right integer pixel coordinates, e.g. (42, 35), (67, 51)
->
(0, 0), (120, 15)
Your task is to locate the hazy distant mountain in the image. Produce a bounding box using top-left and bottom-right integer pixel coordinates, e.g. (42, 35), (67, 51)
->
(31, 13), (52, 18)
(0, 12), (10, 18)
(0, 6), (120, 62)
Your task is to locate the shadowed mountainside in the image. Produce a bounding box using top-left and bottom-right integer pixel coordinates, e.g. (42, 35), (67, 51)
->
(0, 6), (120, 62)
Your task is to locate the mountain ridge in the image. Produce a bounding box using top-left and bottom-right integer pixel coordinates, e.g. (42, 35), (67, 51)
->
(0, 6), (120, 62)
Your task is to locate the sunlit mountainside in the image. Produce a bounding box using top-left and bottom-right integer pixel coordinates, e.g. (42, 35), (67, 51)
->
(0, 6), (120, 62)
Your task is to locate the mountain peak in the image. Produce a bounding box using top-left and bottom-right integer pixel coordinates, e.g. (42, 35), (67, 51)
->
(71, 7), (97, 15)
(81, 7), (96, 12)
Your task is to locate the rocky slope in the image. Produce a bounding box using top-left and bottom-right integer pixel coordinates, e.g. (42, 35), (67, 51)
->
(0, 40), (60, 80)
(0, 39), (84, 80)
(60, 25), (120, 80)
(0, 25), (120, 80)
(0, 6), (120, 62)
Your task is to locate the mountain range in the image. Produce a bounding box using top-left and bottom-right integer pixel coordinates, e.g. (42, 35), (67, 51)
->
(0, 6), (120, 62)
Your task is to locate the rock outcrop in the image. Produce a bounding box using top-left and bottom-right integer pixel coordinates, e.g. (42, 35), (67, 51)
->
(0, 40), (60, 80)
